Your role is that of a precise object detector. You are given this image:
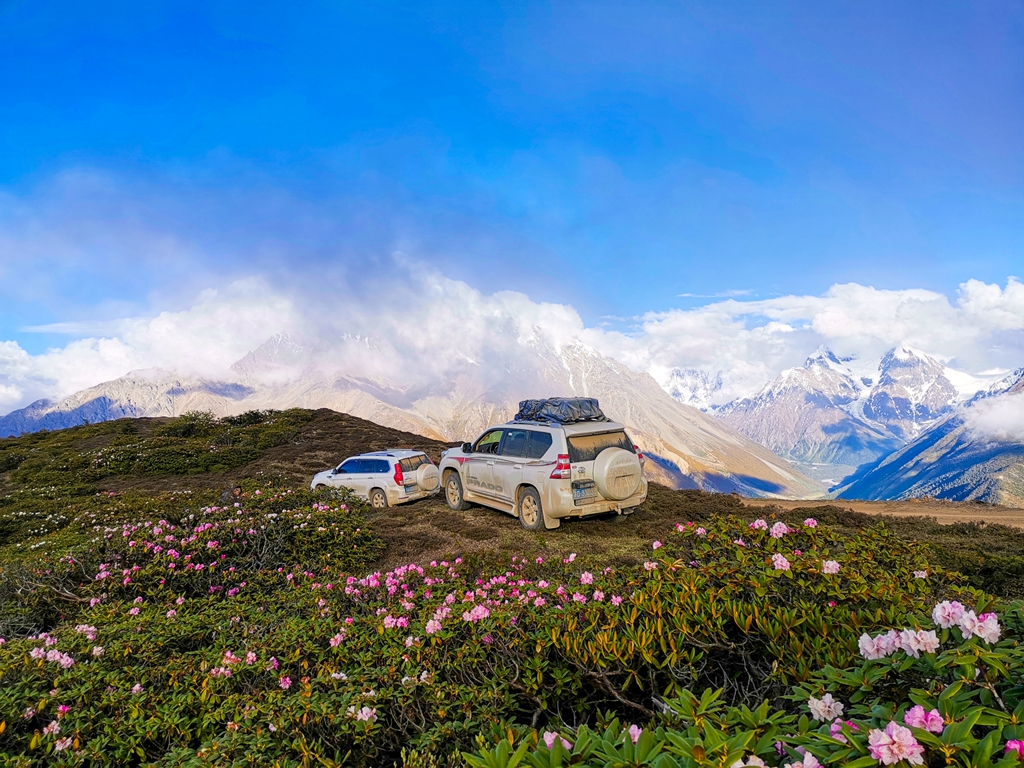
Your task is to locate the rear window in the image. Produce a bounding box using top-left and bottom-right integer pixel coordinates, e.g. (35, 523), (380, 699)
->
(567, 430), (634, 463)
(400, 455), (429, 472)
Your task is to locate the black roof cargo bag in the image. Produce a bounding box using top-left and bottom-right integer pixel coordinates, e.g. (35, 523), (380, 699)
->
(514, 398), (608, 424)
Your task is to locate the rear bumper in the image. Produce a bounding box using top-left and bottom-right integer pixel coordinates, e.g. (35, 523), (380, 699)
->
(385, 486), (439, 506)
(544, 478), (648, 520)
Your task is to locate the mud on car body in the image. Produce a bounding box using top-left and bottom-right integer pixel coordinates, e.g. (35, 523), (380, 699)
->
(438, 399), (647, 530)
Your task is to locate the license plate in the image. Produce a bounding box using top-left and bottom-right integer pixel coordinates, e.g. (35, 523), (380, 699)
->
(573, 488), (597, 500)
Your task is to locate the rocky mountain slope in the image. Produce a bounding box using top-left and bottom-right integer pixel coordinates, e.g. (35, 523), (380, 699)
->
(837, 369), (1024, 506)
(0, 334), (824, 499)
(716, 346), (993, 476)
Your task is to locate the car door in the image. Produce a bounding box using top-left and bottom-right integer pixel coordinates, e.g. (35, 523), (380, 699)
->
(332, 458), (368, 497)
(465, 429), (503, 497)
(494, 428), (530, 503)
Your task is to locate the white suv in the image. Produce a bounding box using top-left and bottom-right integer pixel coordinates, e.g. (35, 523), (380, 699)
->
(311, 450), (440, 508)
(438, 400), (647, 530)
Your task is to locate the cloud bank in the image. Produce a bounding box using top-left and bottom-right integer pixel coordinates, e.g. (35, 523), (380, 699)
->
(1, 267), (1022, 415)
(967, 393), (1024, 444)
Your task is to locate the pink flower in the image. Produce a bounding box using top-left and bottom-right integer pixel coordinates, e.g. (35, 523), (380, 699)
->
(354, 706), (377, 722)
(772, 553), (790, 571)
(913, 570), (928, 579)
(782, 756), (819, 768)
(804, 518), (818, 528)
(915, 630), (940, 655)
(830, 718), (859, 744)
(750, 519), (768, 531)
(868, 721), (925, 765)
(931, 600), (964, 629)
(30, 647), (45, 660)
(92, 645), (104, 657)
(821, 560), (840, 575)
(580, 572), (594, 585)
(904, 705), (944, 734)
(57, 705), (70, 718)
(695, 527), (706, 536)
(652, 541), (663, 550)
(43, 721), (60, 736)
(543, 731), (573, 750)
(330, 632), (346, 647)
(54, 737), (72, 752)
(643, 561), (657, 571)
(279, 676), (292, 690)
(770, 522), (790, 538)
(858, 633), (888, 660)
(128, 607), (140, 616)
(628, 724), (643, 743)
(959, 610), (1001, 643)
(611, 595), (623, 606)
(166, 610), (177, 619)
(1006, 741), (1024, 758)
(131, 684), (144, 695)
(733, 538), (746, 547)
(246, 651), (257, 664)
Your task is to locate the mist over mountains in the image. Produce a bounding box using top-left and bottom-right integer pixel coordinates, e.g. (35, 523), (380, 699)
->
(2, 273), (1023, 505)
(0, 331), (824, 499)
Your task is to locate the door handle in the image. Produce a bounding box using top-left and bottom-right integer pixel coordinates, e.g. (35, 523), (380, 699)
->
(513, 465), (522, 470)
(486, 461), (495, 466)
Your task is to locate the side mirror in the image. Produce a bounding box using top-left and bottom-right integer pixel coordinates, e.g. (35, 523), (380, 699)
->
(462, 442), (473, 454)
(330, 468), (338, 475)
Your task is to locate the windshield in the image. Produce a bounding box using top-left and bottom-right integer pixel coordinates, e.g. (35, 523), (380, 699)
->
(567, 430), (634, 463)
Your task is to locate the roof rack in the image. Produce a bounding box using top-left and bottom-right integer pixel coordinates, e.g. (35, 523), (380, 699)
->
(513, 398), (609, 425)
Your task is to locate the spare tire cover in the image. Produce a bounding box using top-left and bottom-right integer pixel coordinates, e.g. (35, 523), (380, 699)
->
(415, 464), (441, 492)
(593, 448), (642, 501)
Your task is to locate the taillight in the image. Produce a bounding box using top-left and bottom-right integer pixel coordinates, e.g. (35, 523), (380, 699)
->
(549, 454), (571, 480)
(634, 445), (645, 466)
(394, 463), (404, 486)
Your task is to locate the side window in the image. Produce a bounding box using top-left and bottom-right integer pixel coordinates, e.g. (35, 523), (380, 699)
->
(500, 429), (529, 457)
(338, 459), (360, 474)
(370, 459), (390, 474)
(473, 430), (504, 455)
(525, 431), (553, 459)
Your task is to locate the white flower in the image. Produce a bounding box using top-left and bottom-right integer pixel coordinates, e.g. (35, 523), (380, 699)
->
(808, 693), (844, 722)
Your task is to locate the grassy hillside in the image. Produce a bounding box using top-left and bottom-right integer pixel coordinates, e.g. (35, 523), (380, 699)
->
(3, 409), (1024, 597)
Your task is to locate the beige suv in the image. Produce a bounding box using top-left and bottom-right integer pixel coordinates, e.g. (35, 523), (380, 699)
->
(438, 400), (647, 530)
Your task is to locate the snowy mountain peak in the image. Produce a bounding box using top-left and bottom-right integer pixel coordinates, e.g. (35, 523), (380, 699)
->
(663, 368), (723, 411)
(804, 345), (852, 369)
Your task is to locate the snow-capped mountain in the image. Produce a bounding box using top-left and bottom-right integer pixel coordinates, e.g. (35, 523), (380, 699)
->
(0, 333), (824, 499)
(837, 371), (1024, 506)
(717, 347), (901, 468)
(662, 368), (723, 411)
(714, 345), (997, 478)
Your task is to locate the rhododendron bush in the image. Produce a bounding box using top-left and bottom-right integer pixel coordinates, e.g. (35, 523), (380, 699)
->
(467, 602), (1024, 767)
(0, 494), (1010, 765)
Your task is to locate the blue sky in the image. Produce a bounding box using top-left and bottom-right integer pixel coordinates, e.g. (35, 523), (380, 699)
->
(1, 0), (1022, 358)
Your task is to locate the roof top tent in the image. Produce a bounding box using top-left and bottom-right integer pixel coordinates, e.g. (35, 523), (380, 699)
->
(513, 398), (609, 424)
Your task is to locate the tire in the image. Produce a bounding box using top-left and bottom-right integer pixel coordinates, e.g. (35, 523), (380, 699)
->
(415, 464), (441, 492)
(369, 488), (389, 509)
(517, 487), (545, 531)
(444, 472), (471, 511)
(593, 448), (642, 501)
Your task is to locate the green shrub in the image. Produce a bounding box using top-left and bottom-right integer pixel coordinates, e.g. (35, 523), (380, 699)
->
(0, 509), (982, 765)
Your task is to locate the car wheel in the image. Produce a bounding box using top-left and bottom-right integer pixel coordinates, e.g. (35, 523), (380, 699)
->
(369, 488), (389, 509)
(444, 472), (471, 511)
(517, 487), (545, 531)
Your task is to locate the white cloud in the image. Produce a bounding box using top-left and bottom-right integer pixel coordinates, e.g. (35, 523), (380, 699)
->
(1, 269), (1022, 415)
(0, 278), (299, 411)
(966, 392), (1024, 443)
